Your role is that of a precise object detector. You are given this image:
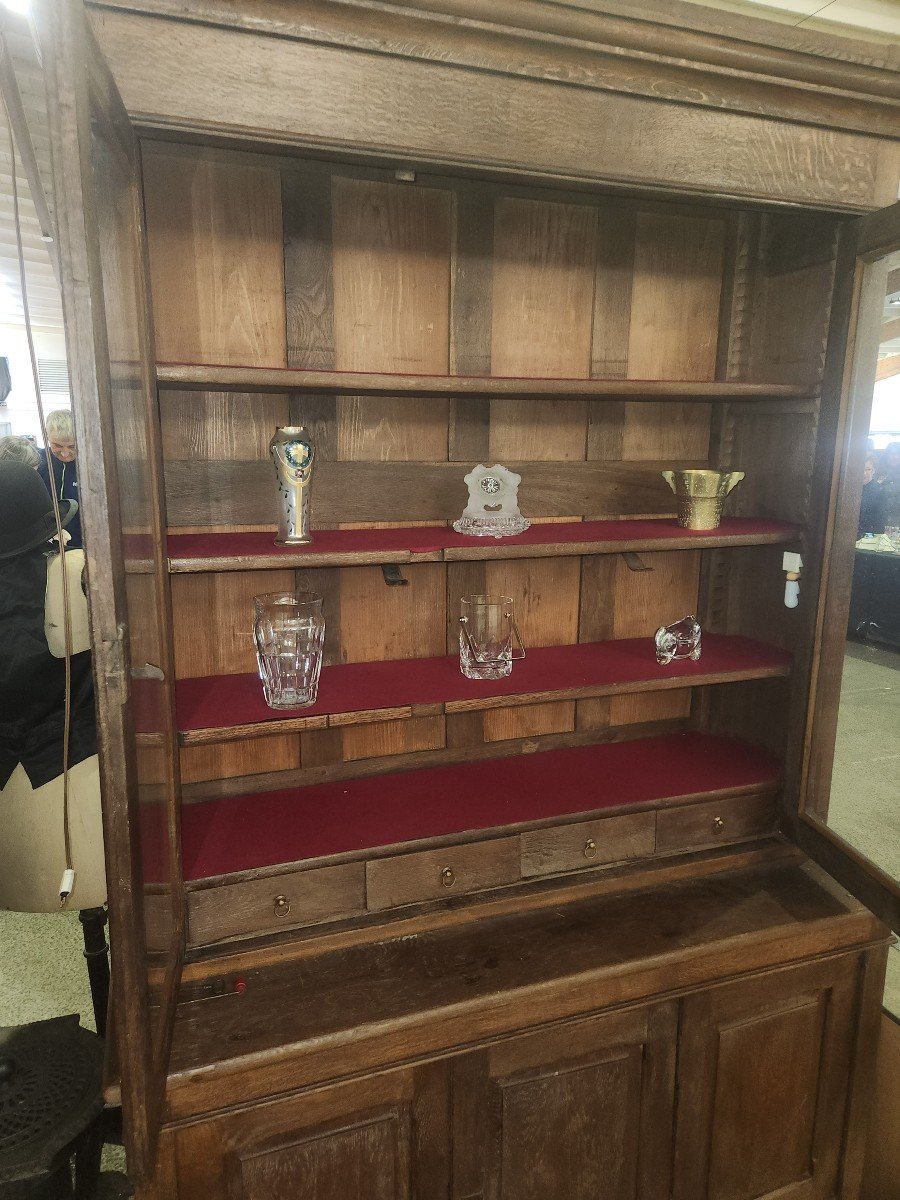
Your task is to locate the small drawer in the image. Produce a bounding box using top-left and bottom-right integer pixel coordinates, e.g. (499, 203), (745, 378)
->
(366, 837), (520, 911)
(187, 861), (366, 944)
(656, 792), (778, 854)
(521, 811), (656, 878)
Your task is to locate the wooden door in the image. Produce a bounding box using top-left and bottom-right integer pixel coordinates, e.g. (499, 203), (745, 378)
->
(452, 1003), (677, 1200)
(41, 0), (182, 1181)
(159, 1063), (449, 1200)
(673, 956), (860, 1200)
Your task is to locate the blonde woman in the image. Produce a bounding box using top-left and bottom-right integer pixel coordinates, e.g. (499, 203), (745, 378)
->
(37, 408), (82, 549)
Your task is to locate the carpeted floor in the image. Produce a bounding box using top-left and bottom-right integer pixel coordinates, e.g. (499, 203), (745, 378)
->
(828, 639), (900, 1016)
(829, 642), (900, 883)
(0, 907), (131, 1196)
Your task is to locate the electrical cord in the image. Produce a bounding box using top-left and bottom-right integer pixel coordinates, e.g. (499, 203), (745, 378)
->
(4, 96), (76, 907)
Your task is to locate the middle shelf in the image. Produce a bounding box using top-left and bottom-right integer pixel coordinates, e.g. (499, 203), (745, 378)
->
(160, 634), (791, 745)
(160, 516), (802, 574)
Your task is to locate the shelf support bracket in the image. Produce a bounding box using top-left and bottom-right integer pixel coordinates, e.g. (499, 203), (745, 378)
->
(381, 564), (409, 586)
(620, 552), (653, 572)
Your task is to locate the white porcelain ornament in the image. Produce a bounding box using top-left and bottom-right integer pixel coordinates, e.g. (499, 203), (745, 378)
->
(453, 464), (530, 538)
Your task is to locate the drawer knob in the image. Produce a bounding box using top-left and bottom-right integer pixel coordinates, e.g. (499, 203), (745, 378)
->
(273, 894), (291, 917)
(712, 816), (725, 832)
(583, 838), (597, 859)
(440, 866), (455, 887)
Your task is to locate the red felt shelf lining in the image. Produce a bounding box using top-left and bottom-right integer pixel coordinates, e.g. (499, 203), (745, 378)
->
(164, 517), (801, 567)
(172, 635), (791, 738)
(143, 732), (782, 882)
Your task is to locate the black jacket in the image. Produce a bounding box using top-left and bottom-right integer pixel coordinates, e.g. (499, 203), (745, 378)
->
(37, 449), (82, 550)
(0, 547), (96, 788)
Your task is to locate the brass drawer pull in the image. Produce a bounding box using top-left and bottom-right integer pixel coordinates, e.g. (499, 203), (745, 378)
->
(583, 838), (597, 859)
(273, 894), (291, 917)
(440, 866), (455, 887)
(712, 816), (725, 832)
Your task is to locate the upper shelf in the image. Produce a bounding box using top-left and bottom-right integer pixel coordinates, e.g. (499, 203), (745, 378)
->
(160, 517), (802, 573)
(155, 362), (817, 401)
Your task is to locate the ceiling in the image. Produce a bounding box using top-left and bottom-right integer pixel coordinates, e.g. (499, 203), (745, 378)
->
(0, 9), (61, 333)
(682, 0), (900, 41)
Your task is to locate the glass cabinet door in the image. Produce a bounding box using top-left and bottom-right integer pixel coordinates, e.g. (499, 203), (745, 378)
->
(802, 203), (900, 1005)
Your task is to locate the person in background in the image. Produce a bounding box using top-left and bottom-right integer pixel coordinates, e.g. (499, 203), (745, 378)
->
(37, 409), (82, 550)
(0, 434), (40, 468)
(879, 441), (900, 531)
(0, 461), (104, 911)
(858, 456), (885, 537)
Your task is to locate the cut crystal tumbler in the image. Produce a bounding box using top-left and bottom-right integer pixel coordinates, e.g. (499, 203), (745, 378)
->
(253, 592), (325, 709)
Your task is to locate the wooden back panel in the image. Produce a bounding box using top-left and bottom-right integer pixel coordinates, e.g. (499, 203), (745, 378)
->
(143, 146), (742, 785)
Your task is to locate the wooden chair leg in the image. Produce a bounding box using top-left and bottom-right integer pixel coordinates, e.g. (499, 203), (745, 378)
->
(78, 908), (110, 1040)
(73, 1118), (104, 1200)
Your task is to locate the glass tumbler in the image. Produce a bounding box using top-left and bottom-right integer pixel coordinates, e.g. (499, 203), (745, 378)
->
(459, 594), (526, 681)
(253, 592), (325, 709)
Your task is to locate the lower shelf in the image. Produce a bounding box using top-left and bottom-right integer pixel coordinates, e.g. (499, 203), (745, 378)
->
(162, 732), (781, 885)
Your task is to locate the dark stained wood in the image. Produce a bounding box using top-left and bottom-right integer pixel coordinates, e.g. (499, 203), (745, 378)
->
(481, 1004), (676, 1200)
(366, 838), (520, 911)
(860, 1009), (900, 1200)
(855, 199), (900, 259)
(164, 457), (705, 527)
(161, 860), (883, 1118)
(90, 4), (900, 211)
(42, 0), (182, 1181)
(156, 361), (815, 399)
(673, 956), (860, 1200)
(187, 861), (366, 945)
(46, 3), (900, 1193)
(448, 180), (494, 461)
(656, 792), (778, 854)
(227, 1107), (410, 1200)
(520, 810), (656, 879)
(86, 0), (900, 139)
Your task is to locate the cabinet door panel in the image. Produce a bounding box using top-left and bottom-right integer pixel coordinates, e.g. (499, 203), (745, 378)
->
(455, 1003), (676, 1200)
(44, 0), (183, 1179)
(231, 1108), (409, 1200)
(674, 956), (859, 1200)
(180, 1063), (448, 1200)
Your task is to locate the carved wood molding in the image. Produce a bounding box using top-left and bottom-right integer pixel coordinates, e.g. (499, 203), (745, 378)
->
(86, 0), (900, 137)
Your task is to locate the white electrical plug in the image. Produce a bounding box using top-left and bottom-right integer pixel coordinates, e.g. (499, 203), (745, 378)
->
(783, 552), (802, 608)
(59, 868), (75, 907)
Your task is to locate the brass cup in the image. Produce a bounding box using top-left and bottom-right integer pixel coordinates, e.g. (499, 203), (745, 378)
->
(661, 469), (745, 531)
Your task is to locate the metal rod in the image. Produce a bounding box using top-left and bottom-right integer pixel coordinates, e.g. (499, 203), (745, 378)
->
(0, 31), (57, 260)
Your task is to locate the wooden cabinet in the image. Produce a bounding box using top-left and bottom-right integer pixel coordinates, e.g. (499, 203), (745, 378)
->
(146, 880), (883, 1200)
(41, 0), (899, 1193)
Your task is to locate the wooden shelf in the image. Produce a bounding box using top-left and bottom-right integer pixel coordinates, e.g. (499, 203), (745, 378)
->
(156, 361), (816, 401)
(146, 732), (782, 881)
(168, 635), (791, 745)
(163, 518), (802, 573)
